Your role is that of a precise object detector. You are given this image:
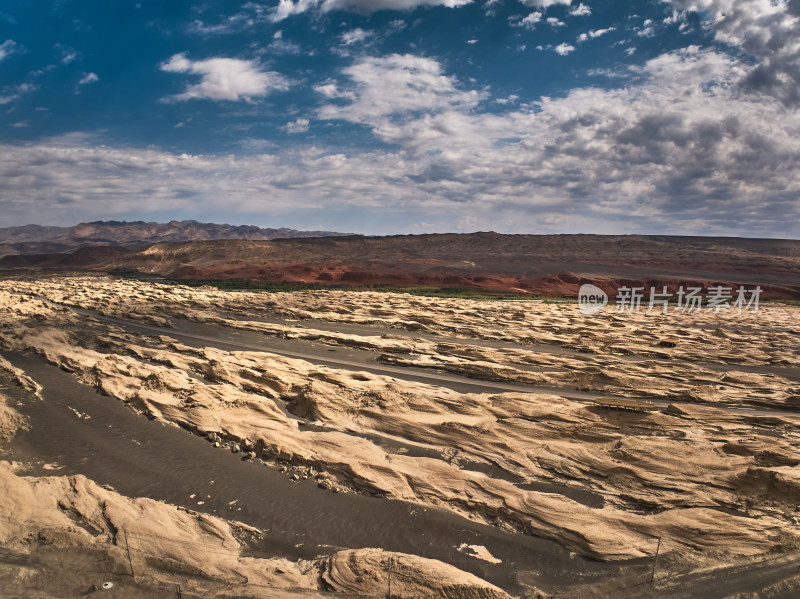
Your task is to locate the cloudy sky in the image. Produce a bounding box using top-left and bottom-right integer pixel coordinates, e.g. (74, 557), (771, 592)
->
(1, 0), (798, 237)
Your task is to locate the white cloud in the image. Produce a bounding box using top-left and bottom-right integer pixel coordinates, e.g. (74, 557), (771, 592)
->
(268, 0), (320, 23)
(186, 2), (276, 36)
(0, 82), (36, 105)
(0, 39), (17, 61)
(325, 0), (475, 9)
(77, 72), (99, 86)
(668, 0), (800, 106)
(51, 44), (79, 65)
(309, 48), (800, 235)
(591, 26), (614, 37)
(578, 27), (615, 42)
(271, 0), (474, 21)
(663, 10), (686, 26)
(495, 94), (519, 105)
(554, 42), (575, 55)
(3, 47), (799, 237)
(317, 54), (485, 123)
(515, 11), (543, 29)
(520, 0), (572, 7)
(284, 118), (310, 133)
(0, 139), (448, 230)
(340, 28), (372, 45)
(191, 0), (473, 30)
(569, 2), (590, 16)
(266, 39), (302, 54)
(265, 30), (302, 54)
(160, 54), (289, 102)
(547, 17), (565, 27)
(314, 82), (348, 99)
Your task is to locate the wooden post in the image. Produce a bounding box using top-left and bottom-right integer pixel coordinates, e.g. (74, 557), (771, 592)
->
(124, 530), (135, 577)
(650, 536), (662, 583)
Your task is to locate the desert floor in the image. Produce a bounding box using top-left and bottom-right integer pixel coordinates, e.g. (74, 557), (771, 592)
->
(0, 273), (798, 598)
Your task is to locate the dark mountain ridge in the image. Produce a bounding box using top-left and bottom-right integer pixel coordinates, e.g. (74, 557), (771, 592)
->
(2, 232), (798, 299)
(0, 220), (354, 257)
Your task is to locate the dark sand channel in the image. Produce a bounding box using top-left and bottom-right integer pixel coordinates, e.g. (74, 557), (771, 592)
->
(89, 311), (613, 399)
(1, 351), (644, 596)
(91, 312), (800, 417)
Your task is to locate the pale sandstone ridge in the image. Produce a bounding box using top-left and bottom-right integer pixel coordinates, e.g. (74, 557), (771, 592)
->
(321, 548), (509, 598)
(0, 460), (510, 598)
(6, 276), (799, 408)
(0, 276), (798, 574)
(0, 384), (510, 598)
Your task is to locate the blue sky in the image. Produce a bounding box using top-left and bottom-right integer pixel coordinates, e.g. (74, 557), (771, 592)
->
(1, 0), (798, 237)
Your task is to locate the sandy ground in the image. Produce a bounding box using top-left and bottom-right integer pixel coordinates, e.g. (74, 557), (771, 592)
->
(0, 274), (799, 597)
(0, 377), (513, 598)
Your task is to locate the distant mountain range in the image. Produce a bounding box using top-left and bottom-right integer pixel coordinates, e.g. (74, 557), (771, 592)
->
(0, 220), (353, 257)
(1, 231), (798, 299)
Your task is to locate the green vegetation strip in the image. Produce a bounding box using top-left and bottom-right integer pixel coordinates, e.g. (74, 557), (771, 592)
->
(109, 271), (548, 300)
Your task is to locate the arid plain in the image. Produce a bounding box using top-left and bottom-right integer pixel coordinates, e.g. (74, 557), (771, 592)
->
(0, 274), (799, 598)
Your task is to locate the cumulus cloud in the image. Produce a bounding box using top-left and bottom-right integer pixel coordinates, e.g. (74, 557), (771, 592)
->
(325, 0), (474, 8)
(160, 54), (289, 102)
(520, 0), (572, 7)
(190, 0), (474, 28)
(314, 81), (352, 99)
(284, 118), (310, 133)
(637, 25), (655, 37)
(317, 54), (485, 122)
(0, 139), (443, 230)
(271, 0), (474, 21)
(577, 27), (614, 42)
(668, 0), (800, 106)
(515, 11), (543, 29)
(554, 42), (575, 55)
(3, 47), (799, 237)
(569, 3), (591, 16)
(340, 28), (372, 45)
(309, 48), (800, 235)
